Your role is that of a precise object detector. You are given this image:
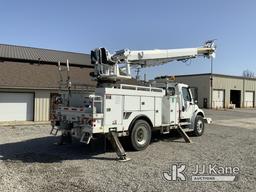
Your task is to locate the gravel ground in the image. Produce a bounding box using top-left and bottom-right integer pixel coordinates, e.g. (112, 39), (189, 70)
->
(0, 109), (255, 192)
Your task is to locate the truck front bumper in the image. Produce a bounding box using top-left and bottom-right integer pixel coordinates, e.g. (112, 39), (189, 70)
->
(203, 117), (212, 124)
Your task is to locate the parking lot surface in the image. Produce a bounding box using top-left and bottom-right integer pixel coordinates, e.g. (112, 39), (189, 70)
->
(0, 109), (255, 192)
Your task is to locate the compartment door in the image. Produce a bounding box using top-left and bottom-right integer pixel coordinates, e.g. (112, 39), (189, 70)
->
(104, 95), (123, 125)
(154, 97), (162, 126)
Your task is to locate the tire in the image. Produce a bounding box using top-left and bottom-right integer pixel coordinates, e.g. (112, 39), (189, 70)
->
(192, 115), (205, 136)
(130, 120), (152, 151)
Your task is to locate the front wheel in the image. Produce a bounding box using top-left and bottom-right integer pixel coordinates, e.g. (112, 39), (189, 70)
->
(192, 116), (205, 136)
(130, 120), (152, 151)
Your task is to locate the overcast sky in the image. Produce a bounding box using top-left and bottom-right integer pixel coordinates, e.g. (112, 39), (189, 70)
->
(0, 0), (255, 79)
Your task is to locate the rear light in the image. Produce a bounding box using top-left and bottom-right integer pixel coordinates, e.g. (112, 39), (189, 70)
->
(88, 118), (96, 127)
(93, 119), (96, 127)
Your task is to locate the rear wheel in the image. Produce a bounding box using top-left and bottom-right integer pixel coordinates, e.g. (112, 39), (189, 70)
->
(130, 120), (152, 151)
(192, 115), (205, 136)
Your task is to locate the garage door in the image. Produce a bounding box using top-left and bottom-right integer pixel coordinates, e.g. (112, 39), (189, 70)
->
(0, 93), (34, 121)
(244, 91), (254, 108)
(213, 90), (224, 108)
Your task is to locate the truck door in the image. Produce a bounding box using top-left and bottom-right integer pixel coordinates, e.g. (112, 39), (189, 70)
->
(180, 86), (195, 120)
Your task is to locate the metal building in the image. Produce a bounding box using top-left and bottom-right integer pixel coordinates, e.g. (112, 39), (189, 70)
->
(0, 44), (95, 122)
(174, 73), (256, 109)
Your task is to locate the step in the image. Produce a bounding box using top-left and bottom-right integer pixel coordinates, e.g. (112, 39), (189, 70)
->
(80, 132), (92, 144)
(50, 126), (59, 136)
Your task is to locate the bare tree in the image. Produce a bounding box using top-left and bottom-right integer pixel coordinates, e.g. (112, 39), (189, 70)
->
(243, 69), (255, 78)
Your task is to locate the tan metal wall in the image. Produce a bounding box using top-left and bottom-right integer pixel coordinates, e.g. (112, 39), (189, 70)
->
(175, 75), (256, 108)
(0, 88), (51, 121)
(175, 75), (210, 108)
(213, 76), (244, 108)
(244, 79), (256, 107)
(213, 76), (256, 108)
(0, 88), (96, 122)
(34, 91), (50, 121)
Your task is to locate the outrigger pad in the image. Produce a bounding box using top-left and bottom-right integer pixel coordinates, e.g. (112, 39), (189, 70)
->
(117, 157), (131, 162)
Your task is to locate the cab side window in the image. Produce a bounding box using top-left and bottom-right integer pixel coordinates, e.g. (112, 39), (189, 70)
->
(182, 87), (191, 102)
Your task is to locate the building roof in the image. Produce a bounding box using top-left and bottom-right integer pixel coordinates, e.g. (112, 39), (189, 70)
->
(0, 44), (92, 67)
(172, 73), (256, 81)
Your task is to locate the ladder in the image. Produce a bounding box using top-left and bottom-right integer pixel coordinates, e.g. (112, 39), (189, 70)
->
(57, 60), (72, 106)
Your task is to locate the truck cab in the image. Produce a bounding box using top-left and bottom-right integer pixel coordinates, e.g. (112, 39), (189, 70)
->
(151, 79), (208, 132)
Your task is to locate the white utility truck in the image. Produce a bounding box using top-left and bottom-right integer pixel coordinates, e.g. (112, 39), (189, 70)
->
(51, 41), (216, 160)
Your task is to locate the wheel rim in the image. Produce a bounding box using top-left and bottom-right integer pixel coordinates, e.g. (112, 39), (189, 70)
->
(135, 125), (148, 145)
(196, 120), (203, 133)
